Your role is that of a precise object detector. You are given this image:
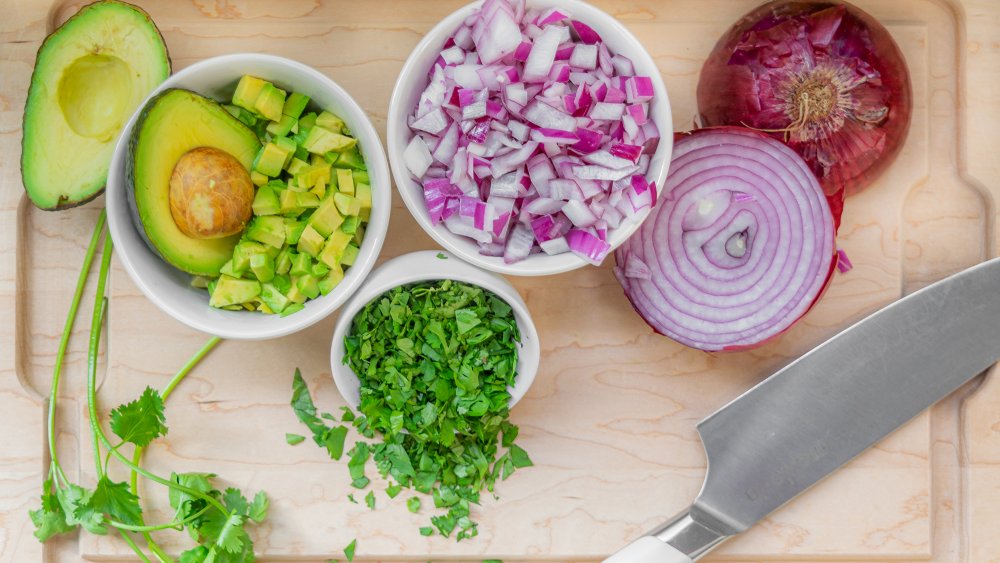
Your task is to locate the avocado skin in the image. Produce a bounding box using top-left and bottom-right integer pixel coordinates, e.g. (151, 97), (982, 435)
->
(20, 0), (171, 211)
(128, 88), (262, 276)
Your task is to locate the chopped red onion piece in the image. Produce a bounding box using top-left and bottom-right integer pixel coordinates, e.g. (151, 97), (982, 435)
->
(566, 228), (610, 264)
(474, 8), (522, 64)
(569, 44), (598, 70)
(563, 199), (598, 227)
(837, 249), (853, 273)
(583, 149), (634, 169)
(569, 20), (601, 44)
(573, 164), (638, 181)
(625, 76), (654, 103)
(411, 108), (449, 134)
(523, 25), (562, 82)
(539, 236), (570, 255)
(504, 222), (535, 264)
(523, 100), (577, 131)
(609, 143), (642, 163)
(404, 136), (434, 177)
(588, 102), (625, 121)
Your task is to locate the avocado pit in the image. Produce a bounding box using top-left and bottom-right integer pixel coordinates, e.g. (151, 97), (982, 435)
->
(169, 146), (254, 239)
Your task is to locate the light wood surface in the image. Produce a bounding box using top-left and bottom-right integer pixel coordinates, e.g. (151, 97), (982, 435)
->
(2, 0), (999, 561)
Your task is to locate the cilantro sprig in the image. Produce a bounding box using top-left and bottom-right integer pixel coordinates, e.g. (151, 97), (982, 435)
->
(291, 279), (533, 543)
(28, 213), (268, 562)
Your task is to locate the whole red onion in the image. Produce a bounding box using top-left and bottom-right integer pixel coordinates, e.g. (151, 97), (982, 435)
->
(697, 1), (912, 199)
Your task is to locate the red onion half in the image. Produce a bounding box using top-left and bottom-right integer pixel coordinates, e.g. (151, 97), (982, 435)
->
(614, 128), (837, 352)
(697, 1), (911, 199)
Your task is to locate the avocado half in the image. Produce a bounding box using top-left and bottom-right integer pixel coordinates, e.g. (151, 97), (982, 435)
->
(21, 0), (171, 210)
(128, 88), (262, 276)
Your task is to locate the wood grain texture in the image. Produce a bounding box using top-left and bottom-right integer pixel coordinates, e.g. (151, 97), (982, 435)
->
(0, 0), (998, 561)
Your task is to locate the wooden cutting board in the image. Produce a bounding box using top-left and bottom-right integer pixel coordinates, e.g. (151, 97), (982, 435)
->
(2, 0), (1000, 561)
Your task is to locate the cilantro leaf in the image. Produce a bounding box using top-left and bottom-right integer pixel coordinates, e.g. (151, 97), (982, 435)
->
(88, 476), (142, 525)
(291, 369), (328, 443)
(344, 538), (357, 561)
(419, 526), (434, 536)
(407, 497), (421, 513)
(347, 493), (357, 504)
(247, 491), (269, 523)
(323, 425), (349, 460)
(285, 433), (306, 445)
(436, 252), (448, 259)
(364, 490), (376, 510)
(61, 484), (107, 535)
(509, 444), (533, 468)
(109, 386), (167, 447)
(178, 546), (210, 563)
(385, 483), (402, 499)
(29, 479), (75, 542)
(223, 488), (249, 516)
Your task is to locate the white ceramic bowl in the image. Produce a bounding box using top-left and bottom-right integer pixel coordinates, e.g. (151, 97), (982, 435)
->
(106, 54), (391, 340)
(387, 0), (673, 276)
(330, 250), (540, 408)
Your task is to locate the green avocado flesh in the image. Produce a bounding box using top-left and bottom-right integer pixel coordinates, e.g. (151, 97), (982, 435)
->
(21, 0), (170, 210)
(130, 89), (262, 276)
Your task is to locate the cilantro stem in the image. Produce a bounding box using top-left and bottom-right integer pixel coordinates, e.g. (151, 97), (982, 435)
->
(110, 503), (211, 533)
(46, 210), (106, 476)
(117, 527), (152, 563)
(84, 237), (229, 527)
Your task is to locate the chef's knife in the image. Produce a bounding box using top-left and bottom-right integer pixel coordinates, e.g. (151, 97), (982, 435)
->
(605, 257), (1000, 563)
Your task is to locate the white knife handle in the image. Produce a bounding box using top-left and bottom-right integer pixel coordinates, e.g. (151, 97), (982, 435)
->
(604, 537), (693, 563)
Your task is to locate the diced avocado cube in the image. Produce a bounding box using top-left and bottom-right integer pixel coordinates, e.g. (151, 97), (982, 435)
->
(296, 191), (321, 209)
(316, 111), (346, 133)
(310, 180), (326, 199)
(266, 114), (297, 137)
(332, 146), (366, 170)
(287, 157), (310, 176)
(232, 241), (267, 272)
(229, 106), (258, 128)
(266, 179), (287, 190)
(284, 219), (306, 245)
(355, 182), (372, 220)
(272, 274), (291, 293)
(280, 189), (304, 216)
(336, 168), (355, 195)
(260, 283), (290, 314)
(255, 143), (291, 177)
(319, 230), (353, 268)
(285, 282), (306, 304)
(353, 224), (365, 246)
(307, 197), (344, 237)
(281, 303), (305, 317)
(311, 262), (330, 277)
(219, 259), (241, 278)
(352, 170), (370, 186)
(252, 184), (281, 216)
(274, 136), (297, 167)
(299, 112), (318, 131)
(318, 264), (345, 295)
(250, 170), (269, 187)
(275, 248), (293, 275)
(340, 215), (359, 235)
(210, 275), (261, 308)
(246, 216), (285, 248)
(190, 276), (210, 289)
(290, 252), (312, 277)
(250, 253), (275, 282)
(296, 274), (321, 300)
(297, 224), (325, 257)
(333, 193), (361, 216)
(283, 92), (310, 118)
(340, 243), (360, 267)
(297, 165), (331, 190)
(310, 153), (327, 167)
(232, 75), (269, 112)
(294, 144), (309, 162)
(254, 82), (287, 122)
(303, 126), (357, 154)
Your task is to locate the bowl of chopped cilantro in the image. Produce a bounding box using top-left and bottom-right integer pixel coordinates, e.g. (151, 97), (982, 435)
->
(330, 250), (539, 410)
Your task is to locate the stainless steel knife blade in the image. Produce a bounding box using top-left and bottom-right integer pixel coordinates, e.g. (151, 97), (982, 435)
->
(606, 257), (1000, 563)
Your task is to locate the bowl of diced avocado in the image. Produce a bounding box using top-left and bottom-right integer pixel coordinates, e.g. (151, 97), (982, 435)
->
(106, 53), (391, 340)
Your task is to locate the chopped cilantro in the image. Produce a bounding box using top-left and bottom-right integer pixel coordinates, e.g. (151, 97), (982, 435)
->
(285, 433), (306, 446)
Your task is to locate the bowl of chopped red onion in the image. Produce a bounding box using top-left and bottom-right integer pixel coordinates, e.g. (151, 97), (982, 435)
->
(388, 0), (672, 276)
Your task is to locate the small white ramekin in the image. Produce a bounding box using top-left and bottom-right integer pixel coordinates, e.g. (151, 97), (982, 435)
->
(330, 250), (540, 408)
(106, 54), (391, 340)
(387, 0), (673, 276)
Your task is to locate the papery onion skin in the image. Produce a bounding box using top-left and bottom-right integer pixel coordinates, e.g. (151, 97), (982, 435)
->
(697, 0), (911, 199)
(615, 127), (839, 352)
